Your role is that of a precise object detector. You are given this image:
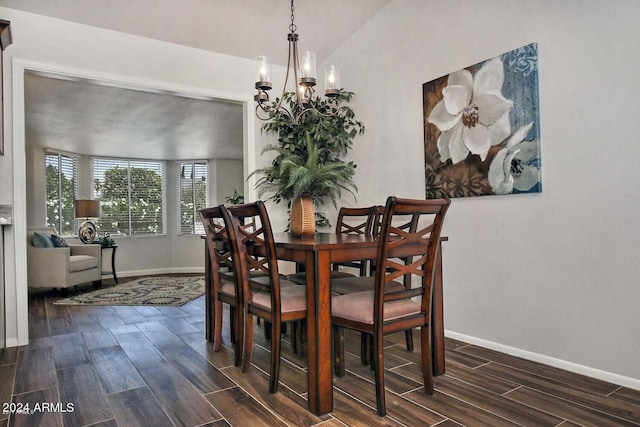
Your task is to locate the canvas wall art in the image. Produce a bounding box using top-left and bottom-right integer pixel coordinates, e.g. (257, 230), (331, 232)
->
(423, 42), (541, 198)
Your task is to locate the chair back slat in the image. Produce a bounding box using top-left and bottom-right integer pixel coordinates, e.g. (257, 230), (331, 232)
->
(335, 206), (379, 275)
(221, 201), (283, 312)
(199, 206), (237, 292)
(336, 206), (377, 235)
(374, 197), (450, 323)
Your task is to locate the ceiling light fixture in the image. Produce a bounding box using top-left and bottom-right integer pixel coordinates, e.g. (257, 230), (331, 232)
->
(254, 0), (342, 123)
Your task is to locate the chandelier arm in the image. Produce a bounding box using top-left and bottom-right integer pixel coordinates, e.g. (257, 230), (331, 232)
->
(255, 104), (273, 121)
(292, 35), (303, 110)
(295, 102), (346, 123)
(273, 35), (296, 114)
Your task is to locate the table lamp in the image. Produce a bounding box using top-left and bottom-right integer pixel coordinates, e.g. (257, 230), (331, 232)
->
(75, 199), (100, 243)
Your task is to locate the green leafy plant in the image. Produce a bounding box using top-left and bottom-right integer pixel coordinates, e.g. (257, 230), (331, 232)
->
(253, 134), (357, 206)
(225, 189), (244, 205)
(97, 232), (115, 247)
(251, 90), (364, 227)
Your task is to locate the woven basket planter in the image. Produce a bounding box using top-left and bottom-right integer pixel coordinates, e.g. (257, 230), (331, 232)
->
(290, 194), (315, 236)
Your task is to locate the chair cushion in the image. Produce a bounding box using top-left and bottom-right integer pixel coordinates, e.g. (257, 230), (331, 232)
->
(332, 290), (421, 324)
(219, 281), (235, 296)
(250, 275), (296, 288)
(250, 285), (307, 313)
(287, 270), (356, 285)
(69, 255), (98, 272)
(331, 276), (405, 295)
(220, 270), (268, 282)
(33, 232), (55, 248)
(50, 234), (69, 248)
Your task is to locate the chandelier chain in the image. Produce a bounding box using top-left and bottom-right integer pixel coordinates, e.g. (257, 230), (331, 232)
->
(289, 0), (296, 34)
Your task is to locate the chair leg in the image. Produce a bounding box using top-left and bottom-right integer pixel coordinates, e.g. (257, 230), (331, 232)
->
(360, 333), (371, 366)
(291, 321), (299, 354)
(421, 325), (434, 394)
(229, 306), (236, 344)
(213, 300), (223, 352)
(242, 313), (254, 373)
(233, 305), (243, 368)
(299, 321), (307, 358)
(373, 332), (386, 417)
(333, 326), (345, 377)
(405, 329), (414, 352)
(269, 319), (281, 394)
(264, 321), (272, 341)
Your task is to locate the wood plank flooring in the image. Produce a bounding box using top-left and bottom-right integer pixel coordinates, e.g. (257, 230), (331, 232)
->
(1, 276), (639, 426)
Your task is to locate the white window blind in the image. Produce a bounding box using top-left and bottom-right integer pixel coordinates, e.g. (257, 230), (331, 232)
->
(92, 158), (165, 237)
(178, 161), (207, 235)
(45, 152), (78, 236)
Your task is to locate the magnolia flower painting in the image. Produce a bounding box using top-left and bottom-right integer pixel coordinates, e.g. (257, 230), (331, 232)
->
(423, 43), (541, 197)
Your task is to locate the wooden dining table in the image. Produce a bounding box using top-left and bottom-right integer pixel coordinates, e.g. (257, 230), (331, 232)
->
(203, 232), (447, 416)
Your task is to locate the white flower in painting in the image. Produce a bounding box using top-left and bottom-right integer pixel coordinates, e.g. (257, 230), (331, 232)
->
(427, 57), (513, 164)
(488, 122), (539, 195)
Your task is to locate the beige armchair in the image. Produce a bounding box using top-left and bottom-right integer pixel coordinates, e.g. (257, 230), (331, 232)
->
(27, 227), (102, 289)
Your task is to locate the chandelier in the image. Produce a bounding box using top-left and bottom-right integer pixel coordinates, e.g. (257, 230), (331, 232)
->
(254, 0), (342, 123)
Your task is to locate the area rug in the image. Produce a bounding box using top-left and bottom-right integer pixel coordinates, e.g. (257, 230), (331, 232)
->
(54, 275), (205, 306)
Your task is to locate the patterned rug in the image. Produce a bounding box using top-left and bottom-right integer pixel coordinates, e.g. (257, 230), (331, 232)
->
(54, 275), (205, 306)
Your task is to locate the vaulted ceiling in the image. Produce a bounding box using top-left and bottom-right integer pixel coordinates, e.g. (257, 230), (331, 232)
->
(4, 0), (390, 160)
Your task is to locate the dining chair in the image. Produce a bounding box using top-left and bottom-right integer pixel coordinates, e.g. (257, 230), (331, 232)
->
(221, 201), (306, 394)
(331, 204), (417, 364)
(199, 206), (243, 366)
(331, 196), (450, 416)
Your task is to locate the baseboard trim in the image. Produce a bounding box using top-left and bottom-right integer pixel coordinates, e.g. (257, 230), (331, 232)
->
(116, 267), (205, 278)
(446, 330), (640, 391)
(4, 337), (18, 347)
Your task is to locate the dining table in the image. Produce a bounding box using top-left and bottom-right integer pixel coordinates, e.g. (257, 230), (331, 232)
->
(203, 232), (447, 416)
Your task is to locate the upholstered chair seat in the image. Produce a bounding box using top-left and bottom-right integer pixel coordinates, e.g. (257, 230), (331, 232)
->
(332, 290), (421, 325)
(250, 284), (306, 312)
(287, 270), (354, 285)
(68, 255), (99, 272)
(330, 276), (405, 295)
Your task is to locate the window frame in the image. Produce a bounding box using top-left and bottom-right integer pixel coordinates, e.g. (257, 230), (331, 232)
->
(177, 160), (208, 236)
(44, 151), (78, 237)
(92, 157), (167, 237)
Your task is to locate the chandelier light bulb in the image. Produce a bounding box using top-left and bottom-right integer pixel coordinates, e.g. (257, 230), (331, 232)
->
(255, 56), (272, 89)
(325, 65), (340, 97)
(298, 51), (316, 86)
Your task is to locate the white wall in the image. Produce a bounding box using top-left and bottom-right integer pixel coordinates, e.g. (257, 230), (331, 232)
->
(214, 159), (244, 205)
(325, 0), (640, 386)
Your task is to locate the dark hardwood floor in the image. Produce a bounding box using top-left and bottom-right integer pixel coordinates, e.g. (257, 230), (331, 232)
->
(1, 277), (639, 426)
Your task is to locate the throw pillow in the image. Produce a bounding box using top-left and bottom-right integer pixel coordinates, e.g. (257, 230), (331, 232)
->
(51, 234), (69, 248)
(32, 231), (55, 248)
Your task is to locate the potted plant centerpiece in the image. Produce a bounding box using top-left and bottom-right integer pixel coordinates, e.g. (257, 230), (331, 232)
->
(251, 90), (364, 236)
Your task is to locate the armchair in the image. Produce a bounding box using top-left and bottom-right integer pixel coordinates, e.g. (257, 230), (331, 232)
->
(27, 227), (102, 289)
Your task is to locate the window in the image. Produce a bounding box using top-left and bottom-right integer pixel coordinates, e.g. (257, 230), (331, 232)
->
(45, 152), (78, 236)
(178, 161), (207, 235)
(93, 158), (165, 236)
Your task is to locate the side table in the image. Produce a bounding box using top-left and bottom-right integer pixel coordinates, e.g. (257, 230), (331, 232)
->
(100, 244), (118, 283)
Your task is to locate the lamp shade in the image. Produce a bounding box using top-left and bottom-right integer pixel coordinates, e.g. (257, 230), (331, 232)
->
(75, 199), (100, 219)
